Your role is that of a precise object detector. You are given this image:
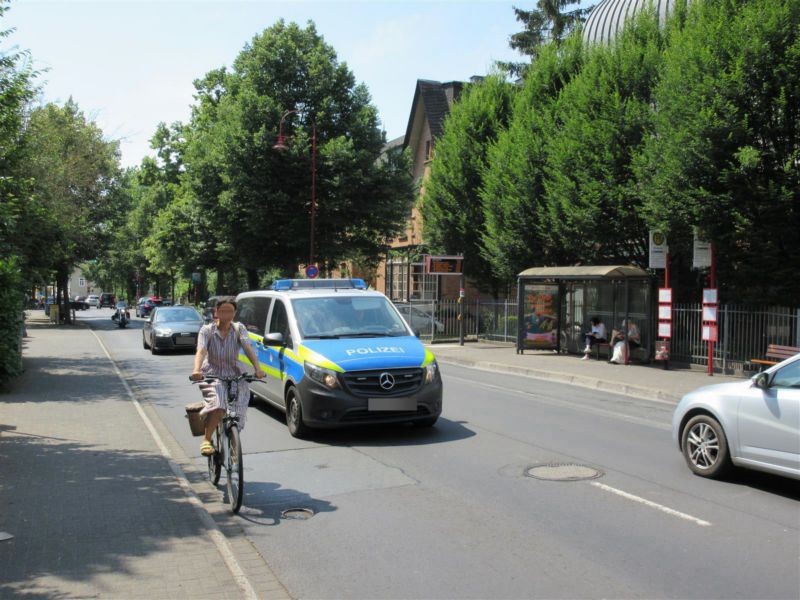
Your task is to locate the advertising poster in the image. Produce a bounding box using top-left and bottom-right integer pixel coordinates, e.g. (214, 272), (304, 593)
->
(522, 284), (559, 350)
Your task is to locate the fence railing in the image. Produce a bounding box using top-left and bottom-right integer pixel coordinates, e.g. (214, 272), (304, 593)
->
(402, 299), (800, 373)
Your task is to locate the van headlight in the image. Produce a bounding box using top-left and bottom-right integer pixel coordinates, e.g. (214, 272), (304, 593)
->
(424, 361), (438, 384)
(304, 362), (339, 389)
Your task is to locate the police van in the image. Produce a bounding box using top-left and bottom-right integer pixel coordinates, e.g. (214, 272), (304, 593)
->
(235, 279), (442, 437)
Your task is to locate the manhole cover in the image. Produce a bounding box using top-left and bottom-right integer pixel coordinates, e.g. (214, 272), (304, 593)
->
(525, 463), (603, 481)
(281, 508), (315, 520)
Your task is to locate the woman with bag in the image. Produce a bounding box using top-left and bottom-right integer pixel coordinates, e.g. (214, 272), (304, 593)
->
(608, 319), (640, 364)
(190, 297), (265, 456)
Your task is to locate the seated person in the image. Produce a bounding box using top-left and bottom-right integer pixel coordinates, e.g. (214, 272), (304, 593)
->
(582, 316), (607, 360)
(609, 319), (641, 364)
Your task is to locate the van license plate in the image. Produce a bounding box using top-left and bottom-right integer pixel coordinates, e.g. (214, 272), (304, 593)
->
(368, 397), (416, 411)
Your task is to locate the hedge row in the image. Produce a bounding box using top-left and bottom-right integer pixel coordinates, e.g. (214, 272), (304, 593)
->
(0, 256), (24, 386)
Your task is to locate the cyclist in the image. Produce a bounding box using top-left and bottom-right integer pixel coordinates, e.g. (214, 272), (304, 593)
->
(190, 297), (265, 456)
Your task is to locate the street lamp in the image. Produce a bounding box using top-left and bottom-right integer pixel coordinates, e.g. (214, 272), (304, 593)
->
(274, 109), (317, 270)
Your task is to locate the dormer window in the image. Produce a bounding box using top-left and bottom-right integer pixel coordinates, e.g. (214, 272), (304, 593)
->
(425, 140), (432, 161)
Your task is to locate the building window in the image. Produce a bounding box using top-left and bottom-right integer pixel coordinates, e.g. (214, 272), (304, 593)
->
(425, 140), (432, 161)
(79, 278), (86, 287)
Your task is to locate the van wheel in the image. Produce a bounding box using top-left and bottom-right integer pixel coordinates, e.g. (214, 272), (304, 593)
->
(285, 385), (309, 439)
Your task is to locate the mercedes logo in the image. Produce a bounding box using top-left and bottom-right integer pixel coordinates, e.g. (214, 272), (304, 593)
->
(379, 372), (395, 390)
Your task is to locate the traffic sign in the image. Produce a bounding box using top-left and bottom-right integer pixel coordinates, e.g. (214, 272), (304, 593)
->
(305, 265), (319, 279)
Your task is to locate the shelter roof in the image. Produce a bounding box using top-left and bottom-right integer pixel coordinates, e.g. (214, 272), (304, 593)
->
(517, 265), (650, 279)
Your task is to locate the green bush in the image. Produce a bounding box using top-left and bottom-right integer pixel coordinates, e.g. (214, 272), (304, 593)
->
(0, 256), (24, 385)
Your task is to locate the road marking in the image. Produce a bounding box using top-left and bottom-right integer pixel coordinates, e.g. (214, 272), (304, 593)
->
(590, 481), (712, 527)
(88, 328), (261, 600)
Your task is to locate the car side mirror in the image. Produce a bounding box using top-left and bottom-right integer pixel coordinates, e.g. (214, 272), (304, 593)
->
(264, 332), (284, 346)
(754, 372), (771, 390)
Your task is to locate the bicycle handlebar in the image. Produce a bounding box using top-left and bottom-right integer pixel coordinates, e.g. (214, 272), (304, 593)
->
(189, 374), (259, 384)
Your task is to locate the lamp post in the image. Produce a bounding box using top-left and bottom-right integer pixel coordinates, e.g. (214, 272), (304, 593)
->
(274, 110), (317, 270)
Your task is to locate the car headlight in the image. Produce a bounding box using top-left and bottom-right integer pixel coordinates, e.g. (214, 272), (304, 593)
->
(424, 360), (439, 384)
(154, 327), (172, 337)
(304, 362), (339, 389)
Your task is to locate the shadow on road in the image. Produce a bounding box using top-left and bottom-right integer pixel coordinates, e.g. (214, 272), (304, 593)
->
(720, 469), (800, 502)
(234, 481), (337, 526)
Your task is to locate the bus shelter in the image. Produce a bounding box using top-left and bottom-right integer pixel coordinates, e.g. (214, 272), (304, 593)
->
(516, 266), (653, 358)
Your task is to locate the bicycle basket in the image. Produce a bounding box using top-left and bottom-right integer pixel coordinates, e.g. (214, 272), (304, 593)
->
(185, 402), (207, 437)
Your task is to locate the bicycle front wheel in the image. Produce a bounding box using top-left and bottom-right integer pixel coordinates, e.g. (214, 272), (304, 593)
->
(225, 424), (244, 513)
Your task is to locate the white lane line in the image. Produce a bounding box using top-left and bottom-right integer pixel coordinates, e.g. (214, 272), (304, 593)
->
(88, 328), (260, 600)
(590, 481), (712, 527)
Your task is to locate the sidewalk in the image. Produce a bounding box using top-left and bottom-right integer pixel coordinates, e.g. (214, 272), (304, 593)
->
(430, 342), (743, 403)
(0, 311), (288, 599)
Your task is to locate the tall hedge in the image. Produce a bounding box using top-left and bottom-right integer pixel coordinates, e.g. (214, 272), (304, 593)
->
(0, 255), (24, 385)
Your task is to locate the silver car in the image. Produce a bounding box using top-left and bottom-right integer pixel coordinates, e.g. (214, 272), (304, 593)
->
(672, 354), (800, 480)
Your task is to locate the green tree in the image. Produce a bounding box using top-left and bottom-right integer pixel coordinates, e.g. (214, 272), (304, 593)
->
(636, 0), (800, 302)
(189, 20), (412, 285)
(421, 75), (516, 297)
(481, 37), (585, 283)
(541, 9), (667, 266)
(501, 1), (593, 76)
(21, 100), (121, 321)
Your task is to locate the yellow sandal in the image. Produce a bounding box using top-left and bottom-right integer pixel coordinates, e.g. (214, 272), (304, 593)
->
(200, 440), (214, 456)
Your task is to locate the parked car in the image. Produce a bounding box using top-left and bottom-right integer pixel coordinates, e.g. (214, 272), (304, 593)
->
(672, 353), (800, 481)
(86, 295), (100, 308)
(161, 298), (174, 307)
(136, 296), (163, 318)
(394, 302), (445, 334)
(71, 296), (90, 311)
(142, 306), (204, 354)
(202, 295), (224, 322)
(99, 292), (116, 308)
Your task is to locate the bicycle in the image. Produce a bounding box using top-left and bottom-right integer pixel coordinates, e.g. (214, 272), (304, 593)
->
(190, 373), (254, 513)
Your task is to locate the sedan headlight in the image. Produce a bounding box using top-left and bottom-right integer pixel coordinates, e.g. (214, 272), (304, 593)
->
(154, 327), (172, 337)
(304, 362), (339, 389)
(424, 360), (439, 384)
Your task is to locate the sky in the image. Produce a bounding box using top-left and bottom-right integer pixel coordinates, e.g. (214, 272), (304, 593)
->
(5, 0), (593, 168)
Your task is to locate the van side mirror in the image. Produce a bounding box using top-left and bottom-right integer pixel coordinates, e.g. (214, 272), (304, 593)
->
(413, 328), (421, 338)
(754, 372), (770, 390)
(264, 332), (284, 346)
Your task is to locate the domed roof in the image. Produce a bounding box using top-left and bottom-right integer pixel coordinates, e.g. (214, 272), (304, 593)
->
(582, 0), (686, 45)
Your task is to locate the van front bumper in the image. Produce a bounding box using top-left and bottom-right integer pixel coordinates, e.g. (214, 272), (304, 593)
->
(296, 377), (443, 428)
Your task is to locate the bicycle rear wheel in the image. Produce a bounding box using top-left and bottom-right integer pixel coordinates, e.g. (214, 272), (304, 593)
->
(208, 426), (222, 485)
(225, 424), (244, 513)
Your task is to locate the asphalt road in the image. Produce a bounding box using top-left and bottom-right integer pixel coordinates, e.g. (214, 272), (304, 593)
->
(84, 308), (800, 599)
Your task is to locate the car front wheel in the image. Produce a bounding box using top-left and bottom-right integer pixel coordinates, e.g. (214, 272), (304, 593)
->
(681, 414), (732, 479)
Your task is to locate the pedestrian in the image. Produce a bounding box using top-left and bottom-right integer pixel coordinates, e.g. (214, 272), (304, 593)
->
(190, 297), (265, 456)
(608, 319), (641, 364)
(581, 316), (607, 360)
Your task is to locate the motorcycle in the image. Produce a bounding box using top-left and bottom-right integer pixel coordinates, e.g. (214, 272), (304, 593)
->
(111, 304), (130, 328)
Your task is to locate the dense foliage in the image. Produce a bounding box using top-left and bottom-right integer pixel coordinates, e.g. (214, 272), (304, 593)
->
(424, 0), (799, 303)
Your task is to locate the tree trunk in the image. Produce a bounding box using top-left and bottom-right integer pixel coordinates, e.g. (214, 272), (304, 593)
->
(215, 268), (225, 295)
(246, 268), (258, 290)
(58, 266), (71, 325)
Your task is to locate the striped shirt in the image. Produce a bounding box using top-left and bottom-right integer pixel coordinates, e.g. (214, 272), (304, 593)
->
(197, 321), (251, 378)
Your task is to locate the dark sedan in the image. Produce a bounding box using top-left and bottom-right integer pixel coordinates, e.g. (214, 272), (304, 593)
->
(142, 306), (204, 354)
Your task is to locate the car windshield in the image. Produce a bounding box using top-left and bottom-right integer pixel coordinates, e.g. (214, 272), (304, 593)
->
(155, 308), (201, 323)
(292, 296), (410, 338)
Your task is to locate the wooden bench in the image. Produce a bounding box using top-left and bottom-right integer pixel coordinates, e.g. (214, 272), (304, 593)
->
(751, 344), (800, 370)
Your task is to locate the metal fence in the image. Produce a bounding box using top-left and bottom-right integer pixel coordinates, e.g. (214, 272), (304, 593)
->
(671, 304), (800, 373)
(402, 299), (800, 374)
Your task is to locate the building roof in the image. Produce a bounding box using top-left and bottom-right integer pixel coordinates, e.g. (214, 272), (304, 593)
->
(582, 0), (687, 45)
(518, 265), (650, 279)
(403, 79), (464, 149)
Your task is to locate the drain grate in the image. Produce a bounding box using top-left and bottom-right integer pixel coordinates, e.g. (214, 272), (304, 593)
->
(525, 463), (603, 481)
(281, 507), (315, 520)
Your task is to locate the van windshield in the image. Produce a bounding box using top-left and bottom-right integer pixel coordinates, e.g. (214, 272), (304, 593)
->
(292, 296), (410, 339)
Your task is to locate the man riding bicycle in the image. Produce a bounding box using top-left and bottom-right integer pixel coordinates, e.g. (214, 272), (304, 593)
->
(190, 297), (265, 456)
